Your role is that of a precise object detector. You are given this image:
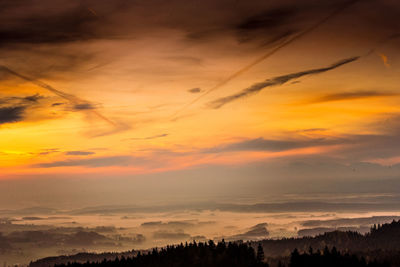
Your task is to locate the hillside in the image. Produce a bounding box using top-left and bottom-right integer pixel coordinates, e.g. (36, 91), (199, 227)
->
(30, 220), (400, 267)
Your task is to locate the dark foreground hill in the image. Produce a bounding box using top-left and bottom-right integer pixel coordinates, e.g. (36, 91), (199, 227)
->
(30, 220), (400, 267)
(37, 242), (390, 267)
(252, 219), (400, 257)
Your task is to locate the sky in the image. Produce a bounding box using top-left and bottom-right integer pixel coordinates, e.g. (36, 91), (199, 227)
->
(0, 0), (400, 209)
(2, 0), (400, 264)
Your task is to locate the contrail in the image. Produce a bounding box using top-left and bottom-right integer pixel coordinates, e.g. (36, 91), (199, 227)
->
(0, 65), (116, 126)
(171, 0), (360, 119)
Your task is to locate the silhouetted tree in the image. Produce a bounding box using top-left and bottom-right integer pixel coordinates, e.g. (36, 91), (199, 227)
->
(257, 243), (265, 263)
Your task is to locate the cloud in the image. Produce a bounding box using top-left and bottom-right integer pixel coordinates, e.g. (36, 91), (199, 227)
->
(0, 66), (118, 128)
(65, 151), (95, 156)
(128, 134), (169, 141)
(235, 7), (299, 44)
(203, 136), (343, 153)
(22, 93), (44, 102)
(208, 56), (359, 109)
(34, 156), (134, 168)
(73, 103), (96, 110)
(188, 88), (202, 94)
(0, 1), (99, 46)
(307, 91), (396, 104)
(172, 1), (360, 118)
(0, 106), (25, 124)
(52, 102), (64, 107)
(0, 93), (45, 105)
(0, 93), (49, 125)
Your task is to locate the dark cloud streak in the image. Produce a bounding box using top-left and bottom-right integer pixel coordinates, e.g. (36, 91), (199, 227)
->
(128, 134), (169, 141)
(208, 56), (359, 109)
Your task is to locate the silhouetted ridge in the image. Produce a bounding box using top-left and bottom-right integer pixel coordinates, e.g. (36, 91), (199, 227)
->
(255, 220), (400, 257)
(286, 246), (390, 267)
(30, 221), (400, 267)
(54, 240), (269, 267)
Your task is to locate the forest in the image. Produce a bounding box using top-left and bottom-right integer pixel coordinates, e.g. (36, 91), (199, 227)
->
(31, 220), (400, 267)
(52, 242), (391, 267)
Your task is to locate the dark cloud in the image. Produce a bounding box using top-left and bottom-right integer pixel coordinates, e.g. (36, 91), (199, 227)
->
(236, 7), (299, 44)
(65, 151), (95, 156)
(172, 1), (361, 117)
(188, 88), (202, 94)
(307, 91), (396, 104)
(0, 93), (45, 106)
(0, 106), (25, 124)
(34, 156), (134, 168)
(208, 56), (359, 109)
(22, 93), (44, 102)
(52, 103), (64, 107)
(237, 7), (295, 31)
(0, 94), (46, 125)
(0, 1), (100, 46)
(73, 103), (96, 110)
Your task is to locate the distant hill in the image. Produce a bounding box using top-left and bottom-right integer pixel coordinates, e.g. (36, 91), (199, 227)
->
(252, 219), (400, 257)
(30, 220), (400, 267)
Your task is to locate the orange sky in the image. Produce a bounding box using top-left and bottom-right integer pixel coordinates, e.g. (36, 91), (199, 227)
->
(0, 0), (400, 182)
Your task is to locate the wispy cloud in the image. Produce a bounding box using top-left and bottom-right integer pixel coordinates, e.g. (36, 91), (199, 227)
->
(127, 133), (169, 141)
(65, 151), (95, 156)
(34, 156), (134, 168)
(306, 91), (396, 104)
(202, 136), (345, 154)
(208, 56), (359, 109)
